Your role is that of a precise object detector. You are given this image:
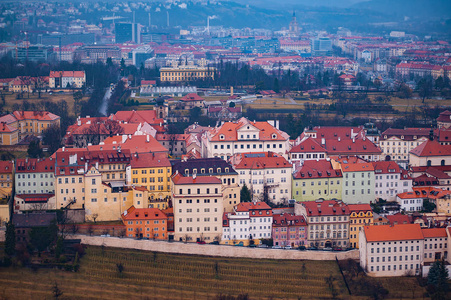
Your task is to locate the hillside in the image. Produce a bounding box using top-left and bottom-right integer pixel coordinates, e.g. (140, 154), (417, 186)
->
(354, 0), (451, 19)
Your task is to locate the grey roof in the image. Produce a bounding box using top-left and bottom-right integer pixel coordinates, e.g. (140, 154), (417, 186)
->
(171, 157), (238, 176)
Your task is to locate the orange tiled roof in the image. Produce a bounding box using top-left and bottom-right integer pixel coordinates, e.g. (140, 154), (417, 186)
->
(363, 223), (423, 242)
(171, 172), (221, 185)
(12, 111), (60, 121)
(122, 206), (167, 220)
(422, 228), (447, 238)
(235, 201), (272, 214)
(410, 139), (451, 157)
(232, 152), (291, 170)
(130, 152), (171, 169)
(348, 203), (372, 212)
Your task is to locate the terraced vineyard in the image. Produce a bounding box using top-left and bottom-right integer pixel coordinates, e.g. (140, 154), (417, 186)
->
(0, 246), (348, 299)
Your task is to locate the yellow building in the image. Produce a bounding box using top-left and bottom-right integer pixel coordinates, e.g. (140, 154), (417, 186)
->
(0, 111), (61, 141)
(160, 66), (216, 82)
(129, 152), (172, 204)
(348, 204), (373, 249)
(292, 160), (343, 202)
(0, 161), (14, 200)
(0, 123), (18, 145)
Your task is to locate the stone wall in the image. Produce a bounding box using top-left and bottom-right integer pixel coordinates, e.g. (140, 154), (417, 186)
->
(72, 234), (359, 261)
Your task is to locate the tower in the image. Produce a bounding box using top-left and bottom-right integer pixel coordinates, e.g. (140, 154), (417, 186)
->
(289, 11), (300, 34)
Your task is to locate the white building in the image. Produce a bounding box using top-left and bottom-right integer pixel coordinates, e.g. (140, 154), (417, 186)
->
(360, 224), (424, 277)
(372, 161), (412, 201)
(221, 201), (273, 245)
(396, 191), (424, 212)
(229, 152), (292, 204)
(201, 117), (290, 160)
(15, 158), (55, 195)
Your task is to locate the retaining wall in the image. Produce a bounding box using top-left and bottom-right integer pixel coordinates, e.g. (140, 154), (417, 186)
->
(72, 234), (359, 261)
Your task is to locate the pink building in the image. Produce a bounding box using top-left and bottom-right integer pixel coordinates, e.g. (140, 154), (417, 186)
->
(272, 213), (308, 248)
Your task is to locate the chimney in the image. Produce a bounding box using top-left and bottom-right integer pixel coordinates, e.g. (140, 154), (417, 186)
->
(352, 137), (355, 143)
(122, 135), (127, 144)
(77, 119), (81, 126)
(338, 137), (341, 142)
(62, 147), (65, 152)
(146, 135), (149, 143)
(321, 138), (325, 145)
(95, 161), (99, 170)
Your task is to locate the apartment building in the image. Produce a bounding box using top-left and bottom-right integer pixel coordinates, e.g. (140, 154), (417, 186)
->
(289, 137), (327, 164)
(0, 111), (60, 140)
(49, 71), (86, 88)
(332, 157), (375, 204)
(15, 158), (55, 195)
(410, 138), (451, 169)
(422, 228), (448, 263)
(230, 152), (292, 204)
(372, 161), (412, 201)
(172, 157), (240, 212)
(129, 152), (172, 203)
(295, 199), (350, 249)
(201, 117), (290, 160)
(172, 172), (223, 242)
(348, 204), (373, 249)
(360, 224), (425, 277)
(0, 122), (19, 145)
(272, 213), (308, 248)
(380, 128), (431, 167)
(122, 206), (168, 240)
(160, 66), (216, 82)
(0, 161), (14, 200)
(221, 201), (273, 245)
(292, 159), (342, 202)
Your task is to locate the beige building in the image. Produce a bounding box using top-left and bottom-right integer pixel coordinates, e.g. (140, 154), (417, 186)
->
(359, 224), (424, 277)
(295, 199), (350, 249)
(348, 204), (373, 249)
(172, 172), (223, 242)
(160, 66), (215, 82)
(422, 228), (448, 263)
(201, 117), (290, 160)
(0, 111), (60, 141)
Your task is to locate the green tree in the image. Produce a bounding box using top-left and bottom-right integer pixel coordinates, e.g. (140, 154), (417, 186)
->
(240, 184), (251, 202)
(418, 77), (433, 103)
(189, 107), (202, 123)
(273, 78), (280, 93)
(27, 140), (43, 158)
(422, 199), (436, 213)
(427, 260), (449, 300)
(4, 221), (16, 256)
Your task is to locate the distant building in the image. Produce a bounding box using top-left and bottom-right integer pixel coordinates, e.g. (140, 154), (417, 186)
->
(348, 204), (373, 249)
(13, 45), (53, 62)
(115, 23), (141, 44)
(272, 213), (308, 247)
(160, 66), (216, 82)
(288, 11), (300, 35)
(122, 206), (168, 240)
(0, 111), (60, 141)
(49, 71), (86, 89)
(311, 37), (332, 56)
(13, 212), (57, 245)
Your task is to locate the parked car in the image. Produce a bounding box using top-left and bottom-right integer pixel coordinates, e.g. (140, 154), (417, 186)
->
(196, 240), (206, 244)
(234, 241), (244, 247)
(248, 244), (257, 248)
(257, 244), (268, 248)
(323, 247), (333, 251)
(332, 247), (342, 251)
(209, 241), (219, 245)
(271, 245), (282, 249)
(308, 246), (318, 251)
(298, 245), (306, 251)
(284, 245), (293, 250)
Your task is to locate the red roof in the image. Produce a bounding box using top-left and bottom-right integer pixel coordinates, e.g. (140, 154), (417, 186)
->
(301, 200), (349, 217)
(209, 117), (289, 142)
(422, 228), (447, 238)
(171, 172), (221, 185)
(16, 158), (54, 173)
(363, 224), (423, 242)
(89, 135), (168, 154)
(15, 193), (54, 203)
(140, 80), (156, 85)
(272, 213), (306, 226)
(410, 139), (451, 157)
(49, 71), (85, 78)
(235, 201), (272, 214)
(293, 159), (341, 179)
(180, 93), (204, 102)
(12, 111), (60, 121)
(130, 152), (170, 169)
(372, 161), (401, 174)
(113, 110), (164, 125)
(122, 206), (167, 221)
(386, 213), (410, 225)
(0, 160), (13, 173)
(290, 137), (326, 153)
(437, 110), (451, 123)
(232, 152), (291, 170)
(0, 122), (18, 133)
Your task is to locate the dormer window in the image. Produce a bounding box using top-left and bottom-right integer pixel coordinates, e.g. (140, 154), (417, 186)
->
(193, 169), (197, 174)
(272, 133), (277, 139)
(414, 136), (417, 139)
(209, 168), (213, 173)
(217, 168), (221, 173)
(201, 168), (205, 174)
(225, 167), (229, 172)
(220, 134), (225, 140)
(185, 169), (189, 175)
(401, 135), (404, 140)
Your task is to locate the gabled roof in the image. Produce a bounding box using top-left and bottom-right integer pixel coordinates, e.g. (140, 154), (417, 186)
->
(16, 158), (54, 173)
(272, 213), (306, 227)
(437, 110), (451, 123)
(180, 93), (204, 102)
(386, 213), (410, 225)
(348, 203), (372, 213)
(301, 200), (349, 217)
(341, 161), (374, 173)
(289, 137), (326, 153)
(113, 110), (163, 125)
(49, 71), (85, 78)
(363, 224), (423, 242)
(232, 152), (291, 170)
(122, 206), (167, 221)
(12, 111), (60, 121)
(89, 135), (168, 154)
(208, 117), (289, 142)
(235, 201), (272, 214)
(372, 161), (401, 174)
(0, 161), (13, 173)
(0, 122), (18, 133)
(410, 139), (451, 157)
(293, 159), (341, 179)
(130, 152), (171, 169)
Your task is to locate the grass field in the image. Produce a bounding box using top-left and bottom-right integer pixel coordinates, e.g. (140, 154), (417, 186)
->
(0, 245), (442, 300)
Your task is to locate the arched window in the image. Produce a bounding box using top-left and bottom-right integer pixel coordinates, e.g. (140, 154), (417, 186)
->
(441, 159), (445, 166)
(427, 160), (432, 167)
